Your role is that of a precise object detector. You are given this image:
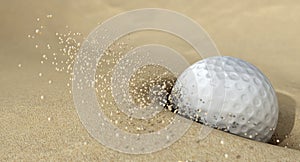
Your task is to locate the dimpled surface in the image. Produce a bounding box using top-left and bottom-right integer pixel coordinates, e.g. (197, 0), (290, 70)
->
(170, 56), (278, 142)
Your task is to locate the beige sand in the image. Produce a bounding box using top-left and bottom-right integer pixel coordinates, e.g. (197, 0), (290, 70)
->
(1, 0), (300, 161)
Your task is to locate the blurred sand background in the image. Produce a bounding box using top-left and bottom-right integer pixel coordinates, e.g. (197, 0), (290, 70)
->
(1, 0), (300, 161)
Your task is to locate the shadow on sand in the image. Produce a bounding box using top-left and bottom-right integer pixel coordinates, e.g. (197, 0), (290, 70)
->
(269, 91), (296, 147)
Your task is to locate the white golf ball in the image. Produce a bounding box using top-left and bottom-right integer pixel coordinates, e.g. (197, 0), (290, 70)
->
(170, 56), (278, 142)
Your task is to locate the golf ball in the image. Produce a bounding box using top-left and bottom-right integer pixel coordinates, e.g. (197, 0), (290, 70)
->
(169, 56), (278, 142)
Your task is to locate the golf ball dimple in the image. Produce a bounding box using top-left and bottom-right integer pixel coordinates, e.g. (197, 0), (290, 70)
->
(170, 56), (278, 142)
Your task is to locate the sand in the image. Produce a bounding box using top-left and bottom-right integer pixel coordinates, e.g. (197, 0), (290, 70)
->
(1, 0), (300, 161)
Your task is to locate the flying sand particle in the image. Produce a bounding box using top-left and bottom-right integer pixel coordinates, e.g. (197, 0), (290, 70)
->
(220, 140), (224, 145)
(46, 14), (53, 18)
(224, 154), (228, 158)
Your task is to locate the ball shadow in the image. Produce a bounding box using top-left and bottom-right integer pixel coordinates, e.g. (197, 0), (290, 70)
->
(269, 91), (296, 145)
